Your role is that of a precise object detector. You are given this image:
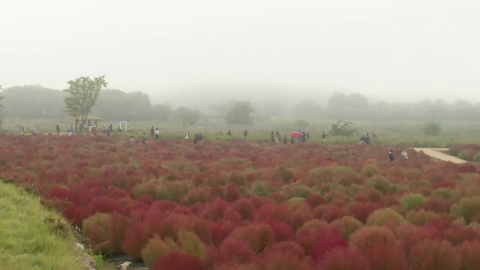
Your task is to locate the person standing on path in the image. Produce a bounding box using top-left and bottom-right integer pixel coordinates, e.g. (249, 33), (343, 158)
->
(155, 128), (159, 140)
(389, 150), (394, 162)
(141, 132), (147, 144)
(322, 132), (327, 142)
(283, 135), (287, 145)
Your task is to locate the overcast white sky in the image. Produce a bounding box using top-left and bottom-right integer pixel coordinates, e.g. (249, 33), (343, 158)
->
(1, 0), (479, 103)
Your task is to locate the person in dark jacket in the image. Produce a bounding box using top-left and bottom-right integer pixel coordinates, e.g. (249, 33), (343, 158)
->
(56, 124), (60, 135)
(271, 131), (275, 142)
(283, 135), (288, 145)
(290, 136), (295, 144)
(322, 132), (327, 142)
(150, 126), (154, 137)
(141, 133), (147, 144)
(389, 150), (394, 162)
(227, 130), (232, 136)
(243, 130), (248, 139)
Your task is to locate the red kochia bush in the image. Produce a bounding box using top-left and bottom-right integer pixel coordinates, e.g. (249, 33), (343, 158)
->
(152, 251), (204, 270)
(408, 240), (460, 270)
(263, 241), (305, 260)
(310, 228), (348, 262)
(254, 204), (292, 225)
(264, 219), (295, 242)
(317, 248), (369, 270)
(457, 240), (480, 270)
(348, 202), (379, 223)
(263, 251), (311, 270)
(218, 238), (256, 264)
(209, 221), (238, 247)
(229, 224), (275, 253)
(232, 198), (256, 220)
(364, 243), (407, 270)
(296, 227), (339, 254)
(349, 226), (397, 252)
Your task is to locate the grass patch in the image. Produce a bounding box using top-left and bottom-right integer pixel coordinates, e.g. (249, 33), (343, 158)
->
(0, 181), (83, 270)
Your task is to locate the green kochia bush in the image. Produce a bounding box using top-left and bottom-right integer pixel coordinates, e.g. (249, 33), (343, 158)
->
(367, 176), (391, 194)
(401, 193), (427, 211)
(450, 197), (480, 223)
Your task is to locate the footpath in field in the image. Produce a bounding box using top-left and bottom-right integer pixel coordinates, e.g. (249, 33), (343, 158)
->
(413, 148), (466, 163)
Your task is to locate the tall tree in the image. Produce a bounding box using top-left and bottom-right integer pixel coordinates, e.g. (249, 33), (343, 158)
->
(63, 76), (107, 133)
(225, 101), (254, 125)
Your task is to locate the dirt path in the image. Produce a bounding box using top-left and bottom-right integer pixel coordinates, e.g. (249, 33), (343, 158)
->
(413, 148), (466, 163)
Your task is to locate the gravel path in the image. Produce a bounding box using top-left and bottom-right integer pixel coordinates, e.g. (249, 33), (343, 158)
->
(413, 148), (466, 163)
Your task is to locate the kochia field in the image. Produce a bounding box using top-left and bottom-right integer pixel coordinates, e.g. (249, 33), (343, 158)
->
(1, 135), (480, 270)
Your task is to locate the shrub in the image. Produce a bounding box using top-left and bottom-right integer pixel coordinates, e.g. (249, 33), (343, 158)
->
(318, 248), (369, 270)
(254, 204), (292, 224)
(423, 197), (451, 213)
(107, 212), (131, 254)
(263, 241), (305, 260)
(364, 243), (407, 270)
(310, 229), (348, 262)
(349, 226), (397, 252)
(263, 251), (310, 270)
(330, 216), (363, 239)
(367, 176), (391, 194)
(366, 208), (404, 226)
(401, 193), (427, 211)
(218, 238), (256, 264)
(409, 240), (460, 270)
(152, 251), (204, 270)
(210, 221), (237, 247)
(229, 224), (275, 253)
(140, 235), (179, 269)
(401, 227), (443, 256)
(443, 224), (480, 246)
(82, 213), (111, 254)
(295, 227), (337, 254)
(178, 230), (205, 258)
(348, 202), (379, 224)
(406, 210), (439, 226)
(251, 181), (271, 197)
(450, 197), (480, 223)
(264, 219), (295, 242)
(232, 198), (256, 220)
(305, 194), (326, 208)
(361, 164), (381, 178)
(298, 219), (328, 232)
(457, 240), (480, 270)
(317, 205), (349, 223)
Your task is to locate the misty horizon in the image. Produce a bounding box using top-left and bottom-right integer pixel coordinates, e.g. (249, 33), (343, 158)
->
(2, 0), (479, 105)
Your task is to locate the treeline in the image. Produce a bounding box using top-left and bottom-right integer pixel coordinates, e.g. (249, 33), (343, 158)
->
(250, 92), (480, 122)
(1, 85), (173, 122)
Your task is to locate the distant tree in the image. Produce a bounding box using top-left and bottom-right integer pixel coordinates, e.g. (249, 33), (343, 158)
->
(346, 93), (369, 109)
(295, 119), (309, 129)
(330, 119), (359, 136)
(225, 101), (254, 125)
(208, 100), (237, 116)
(293, 100), (322, 118)
(423, 121), (442, 136)
(0, 85), (3, 108)
(175, 107), (200, 125)
(328, 93), (348, 109)
(151, 104), (172, 122)
(63, 76), (108, 133)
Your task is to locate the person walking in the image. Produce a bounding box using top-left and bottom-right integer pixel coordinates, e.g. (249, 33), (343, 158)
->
(150, 126), (154, 137)
(401, 150), (408, 160)
(155, 128), (160, 139)
(283, 135), (288, 145)
(185, 132), (189, 140)
(56, 124), (60, 135)
(141, 132), (147, 144)
(322, 132), (327, 142)
(389, 150), (394, 162)
(243, 130), (248, 140)
(227, 130), (232, 136)
(271, 131), (275, 142)
(93, 126), (98, 136)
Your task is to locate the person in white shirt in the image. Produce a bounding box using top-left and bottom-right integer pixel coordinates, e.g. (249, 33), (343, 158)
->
(401, 150), (408, 160)
(184, 132), (189, 140)
(155, 128), (160, 139)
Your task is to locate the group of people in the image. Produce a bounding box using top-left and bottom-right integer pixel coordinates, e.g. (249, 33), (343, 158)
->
(388, 149), (409, 161)
(359, 133), (371, 144)
(19, 126), (37, 136)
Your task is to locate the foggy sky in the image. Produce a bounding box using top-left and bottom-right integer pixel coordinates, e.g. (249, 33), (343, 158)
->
(1, 0), (479, 105)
